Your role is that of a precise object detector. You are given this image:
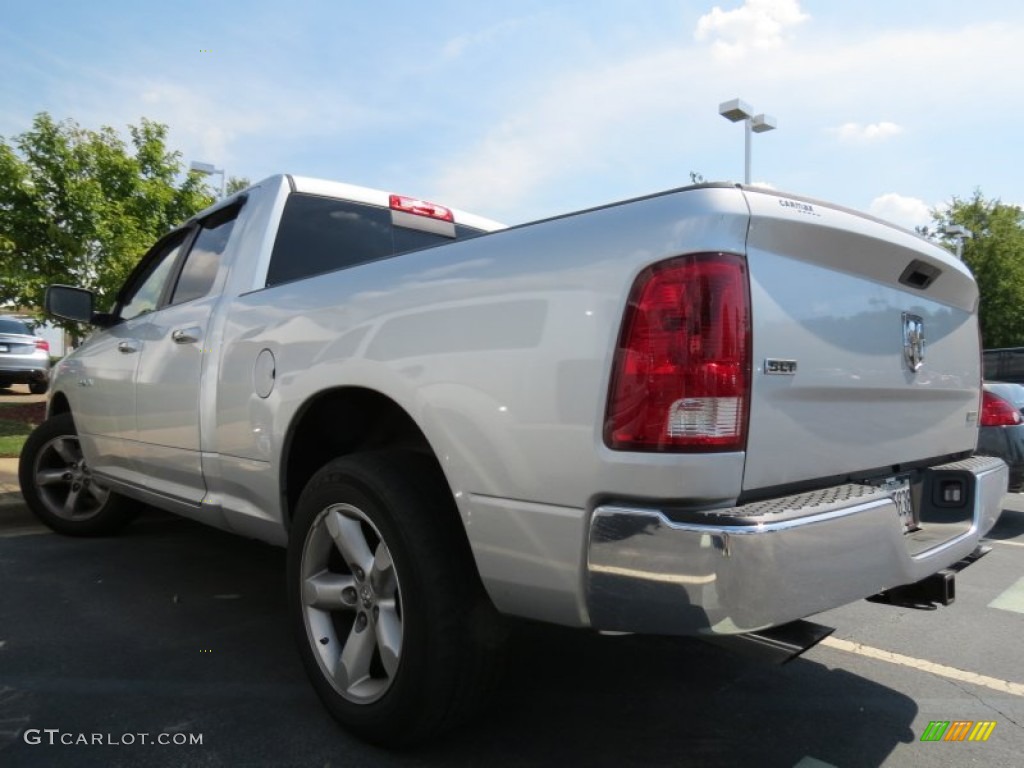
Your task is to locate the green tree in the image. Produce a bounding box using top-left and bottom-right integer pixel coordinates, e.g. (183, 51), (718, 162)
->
(226, 176), (251, 195)
(929, 191), (1024, 348)
(0, 113), (215, 326)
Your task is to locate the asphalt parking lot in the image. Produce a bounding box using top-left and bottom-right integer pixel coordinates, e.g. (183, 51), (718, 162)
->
(1, 478), (1022, 767)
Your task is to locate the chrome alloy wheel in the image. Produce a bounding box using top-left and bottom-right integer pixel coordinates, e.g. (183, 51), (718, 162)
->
(300, 503), (403, 704)
(32, 433), (111, 521)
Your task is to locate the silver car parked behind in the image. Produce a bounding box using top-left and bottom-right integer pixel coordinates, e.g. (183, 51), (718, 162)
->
(0, 315), (50, 394)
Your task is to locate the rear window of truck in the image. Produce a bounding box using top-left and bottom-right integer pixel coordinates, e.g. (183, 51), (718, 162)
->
(266, 194), (484, 287)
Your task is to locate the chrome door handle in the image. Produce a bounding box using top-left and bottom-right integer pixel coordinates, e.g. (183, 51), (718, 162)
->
(172, 327), (202, 344)
(117, 341), (139, 354)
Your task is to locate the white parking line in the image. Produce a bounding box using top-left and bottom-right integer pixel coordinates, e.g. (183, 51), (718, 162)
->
(820, 636), (1024, 696)
(989, 576), (1024, 615)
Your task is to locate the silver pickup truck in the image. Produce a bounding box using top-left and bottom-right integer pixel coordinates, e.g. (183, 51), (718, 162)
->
(23, 175), (1006, 745)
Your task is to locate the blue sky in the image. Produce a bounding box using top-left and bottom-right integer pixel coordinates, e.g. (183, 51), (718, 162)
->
(3, 0), (1023, 228)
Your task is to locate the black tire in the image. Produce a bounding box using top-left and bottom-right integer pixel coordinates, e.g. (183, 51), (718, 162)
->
(28, 380), (48, 395)
(287, 451), (506, 747)
(18, 412), (136, 536)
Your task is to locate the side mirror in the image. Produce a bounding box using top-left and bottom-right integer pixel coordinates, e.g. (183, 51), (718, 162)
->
(44, 285), (95, 324)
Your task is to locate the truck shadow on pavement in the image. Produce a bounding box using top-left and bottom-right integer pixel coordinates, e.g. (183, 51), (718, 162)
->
(429, 626), (917, 768)
(986, 506), (1024, 542)
(1, 513), (917, 768)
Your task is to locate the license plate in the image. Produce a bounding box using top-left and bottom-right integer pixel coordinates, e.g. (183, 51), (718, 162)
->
(873, 475), (916, 532)
(0, 344), (7, 352)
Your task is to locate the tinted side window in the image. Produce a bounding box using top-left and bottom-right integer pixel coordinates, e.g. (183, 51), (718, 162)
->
(171, 210), (237, 305)
(120, 233), (188, 321)
(266, 196), (393, 287)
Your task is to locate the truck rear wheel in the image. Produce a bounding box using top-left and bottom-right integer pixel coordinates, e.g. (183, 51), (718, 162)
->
(18, 412), (136, 536)
(287, 451), (505, 746)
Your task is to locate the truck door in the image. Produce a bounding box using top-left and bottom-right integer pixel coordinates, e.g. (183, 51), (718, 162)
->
(133, 205), (239, 505)
(71, 229), (191, 486)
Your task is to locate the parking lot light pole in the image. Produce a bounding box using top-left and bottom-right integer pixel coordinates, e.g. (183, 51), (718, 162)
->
(189, 160), (226, 198)
(941, 223), (973, 260)
(718, 98), (777, 184)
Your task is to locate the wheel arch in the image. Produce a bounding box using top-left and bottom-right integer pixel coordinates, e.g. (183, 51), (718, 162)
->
(280, 386), (464, 537)
(47, 390), (71, 420)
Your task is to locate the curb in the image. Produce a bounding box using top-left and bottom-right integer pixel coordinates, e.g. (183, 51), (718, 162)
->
(0, 459), (32, 526)
(0, 457), (25, 511)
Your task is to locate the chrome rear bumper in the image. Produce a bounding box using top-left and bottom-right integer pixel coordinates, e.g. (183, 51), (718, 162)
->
(585, 456), (1007, 635)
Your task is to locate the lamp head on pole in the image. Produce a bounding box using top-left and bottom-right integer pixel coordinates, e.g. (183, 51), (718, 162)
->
(719, 98), (753, 123)
(189, 160), (227, 198)
(940, 224), (973, 239)
(751, 114), (777, 133)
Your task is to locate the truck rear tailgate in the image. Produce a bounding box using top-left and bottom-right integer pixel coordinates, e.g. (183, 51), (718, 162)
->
(741, 190), (981, 492)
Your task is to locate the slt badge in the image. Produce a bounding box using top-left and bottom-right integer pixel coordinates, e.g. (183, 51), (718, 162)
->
(902, 312), (925, 372)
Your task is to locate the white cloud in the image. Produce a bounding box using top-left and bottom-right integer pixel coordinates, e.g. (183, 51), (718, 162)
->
(433, 49), (693, 219)
(435, 124), (551, 210)
(835, 121), (904, 143)
(869, 193), (932, 230)
(140, 83), (235, 162)
(434, 17), (1024, 221)
(694, 0), (809, 60)
(443, 19), (524, 59)
(70, 75), (383, 179)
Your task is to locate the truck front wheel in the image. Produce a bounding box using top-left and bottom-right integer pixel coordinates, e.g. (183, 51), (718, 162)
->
(287, 451), (505, 746)
(18, 412), (136, 536)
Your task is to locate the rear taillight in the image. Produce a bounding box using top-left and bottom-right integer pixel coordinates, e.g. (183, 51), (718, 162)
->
(35, 339), (49, 352)
(980, 390), (1022, 427)
(605, 253), (751, 451)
